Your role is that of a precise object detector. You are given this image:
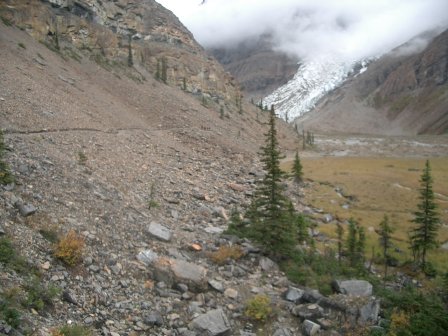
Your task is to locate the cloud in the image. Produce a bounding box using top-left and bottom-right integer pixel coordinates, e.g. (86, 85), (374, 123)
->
(157, 0), (448, 61)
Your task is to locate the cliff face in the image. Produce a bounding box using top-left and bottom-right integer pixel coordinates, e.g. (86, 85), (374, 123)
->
(209, 35), (299, 100)
(297, 29), (448, 135)
(0, 0), (241, 109)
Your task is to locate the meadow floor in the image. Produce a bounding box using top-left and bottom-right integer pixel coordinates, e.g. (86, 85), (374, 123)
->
(283, 134), (448, 272)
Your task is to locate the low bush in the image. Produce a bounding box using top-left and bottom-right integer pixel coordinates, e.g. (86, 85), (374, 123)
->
(54, 230), (85, 266)
(244, 294), (272, 322)
(52, 324), (93, 336)
(208, 245), (244, 265)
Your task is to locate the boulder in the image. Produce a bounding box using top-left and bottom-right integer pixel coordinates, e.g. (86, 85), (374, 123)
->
(153, 257), (207, 292)
(136, 250), (159, 265)
(284, 286), (304, 303)
(147, 222), (172, 242)
(359, 298), (380, 324)
(191, 309), (231, 335)
(302, 320), (321, 336)
(259, 256), (278, 272)
(15, 202), (37, 217)
(333, 280), (373, 297)
(292, 304), (324, 320)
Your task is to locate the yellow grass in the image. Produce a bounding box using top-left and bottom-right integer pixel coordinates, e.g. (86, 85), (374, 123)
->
(284, 157), (448, 272)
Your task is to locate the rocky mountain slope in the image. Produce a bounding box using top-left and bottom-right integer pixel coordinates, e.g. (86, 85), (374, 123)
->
(209, 35), (299, 100)
(0, 2), (387, 335)
(0, 0), (242, 111)
(295, 29), (448, 135)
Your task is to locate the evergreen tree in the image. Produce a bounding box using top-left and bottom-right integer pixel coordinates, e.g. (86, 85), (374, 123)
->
(296, 214), (309, 244)
(336, 222), (344, 264)
(249, 106), (296, 258)
(161, 57), (168, 83)
(378, 214), (394, 278)
(0, 130), (13, 185)
(356, 226), (366, 265)
(409, 160), (440, 270)
(346, 218), (358, 267)
(292, 150), (303, 183)
(127, 35), (133, 67)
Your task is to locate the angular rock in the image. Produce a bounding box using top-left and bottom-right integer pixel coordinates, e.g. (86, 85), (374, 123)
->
(147, 222), (172, 242)
(153, 257), (208, 292)
(203, 226), (224, 234)
(15, 202), (37, 217)
(333, 280), (373, 297)
(273, 328), (294, 336)
(143, 311), (164, 326)
(208, 279), (225, 293)
(259, 256), (278, 272)
(302, 320), (321, 336)
(224, 288), (238, 299)
(359, 298), (380, 324)
(302, 289), (324, 303)
(136, 250), (159, 266)
(191, 309), (231, 335)
(284, 286), (304, 303)
(292, 304), (324, 320)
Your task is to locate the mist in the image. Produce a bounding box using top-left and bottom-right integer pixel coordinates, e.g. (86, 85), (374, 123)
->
(158, 0), (448, 61)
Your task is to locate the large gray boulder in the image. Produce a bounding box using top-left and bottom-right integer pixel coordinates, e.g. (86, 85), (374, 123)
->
(359, 298), (380, 324)
(191, 309), (231, 335)
(333, 280), (373, 297)
(284, 286), (304, 303)
(147, 221), (172, 242)
(153, 257), (207, 292)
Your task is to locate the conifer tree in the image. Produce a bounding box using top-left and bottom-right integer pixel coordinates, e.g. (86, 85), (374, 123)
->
(356, 226), (366, 265)
(250, 106), (296, 257)
(292, 150), (303, 183)
(336, 222), (344, 264)
(346, 218), (359, 267)
(378, 215), (394, 279)
(409, 160), (440, 270)
(0, 130), (13, 185)
(127, 35), (133, 67)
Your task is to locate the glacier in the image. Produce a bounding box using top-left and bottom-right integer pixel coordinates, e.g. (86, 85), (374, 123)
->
(263, 57), (369, 121)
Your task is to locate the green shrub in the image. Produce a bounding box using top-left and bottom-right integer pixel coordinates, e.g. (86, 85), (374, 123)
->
(18, 42), (26, 49)
(53, 324), (93, 336)
(23, 276), (60, 312)
(0, 237), (29, 274)
(244, 294), (272, 322)
(0, 301), (21, 328)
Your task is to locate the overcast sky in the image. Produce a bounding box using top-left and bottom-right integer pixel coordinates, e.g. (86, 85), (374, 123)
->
(157, 0), (448, 61)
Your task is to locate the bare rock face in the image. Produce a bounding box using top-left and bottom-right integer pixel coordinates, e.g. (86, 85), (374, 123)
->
(209, 35), (299, 99)
(0, 0), (241, 109)
(297, 28), (448, 135)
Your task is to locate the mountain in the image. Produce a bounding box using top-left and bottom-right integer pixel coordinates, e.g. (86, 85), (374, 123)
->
(0, 1), (306, 334)
(209, 34), (299, 100)
(295, 29), (448, 135)
(0, 0), (243, 111)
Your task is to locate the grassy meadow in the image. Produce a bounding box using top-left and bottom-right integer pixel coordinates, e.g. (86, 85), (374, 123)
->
(284, 156), (448, 273)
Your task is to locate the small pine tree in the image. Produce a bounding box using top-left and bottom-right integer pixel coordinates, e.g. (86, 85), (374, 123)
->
(356, 226), (366, 265)
(161, 57), (168, 84)
(0, 130), (13, 185)
(127, 35), (133, 67)
(249, 106), (297, 258)
(336, 222), (344, 264)
(296, 214), (309, 244)
(409, 160), (440, 271)
(346, 218), (358, 267)
(182, 77), (187, 91)
(156, 59), (161, 80)
(292, 150), (303, 183)
(219, 106), (224, 119)
(378, 214), (394, 279)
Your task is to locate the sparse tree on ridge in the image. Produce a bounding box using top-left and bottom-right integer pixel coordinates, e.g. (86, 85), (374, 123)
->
(409, 160), (440, 271)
